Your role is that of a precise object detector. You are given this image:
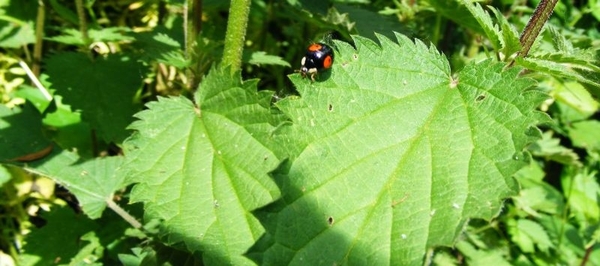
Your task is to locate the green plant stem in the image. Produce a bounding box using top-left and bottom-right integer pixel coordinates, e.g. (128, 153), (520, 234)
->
(222, 0), (251, 74)
(190, 0), (203, 89)
(106, 199), (142, 229)
(74, 0), (90, 48)
(193, 0), (203, 35)
(518, 0), (558, 58)
(32, 0), (45, 78)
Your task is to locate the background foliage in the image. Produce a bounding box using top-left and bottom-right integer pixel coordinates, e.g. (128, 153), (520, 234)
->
(0, 0), (599, 265)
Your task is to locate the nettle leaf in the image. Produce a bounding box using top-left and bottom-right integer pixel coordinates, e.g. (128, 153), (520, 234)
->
(46, 27), (134, 46)
(428, 0), (483, 35)
(45, 52), (144, 143)
(335, 4), (409, 42)
(258, 33), (547, 265)
(0, 0), (36, 48)
(568, 121), (600, 151)
(455, 241), (513, 266)
(244, 51), (291, 67)
(508, 219), (554, 253)
(529, 131), (581, 166)
(490, 7), (521, 57)
(122, 67), (282, 265)
(0, 102), (52, 162)
(463, 1), (502, 51)
(24, 150), (126, 219)
(132, 31), (190, 69)
(516, 55), (600, 98)
(19, 206), (98, 266)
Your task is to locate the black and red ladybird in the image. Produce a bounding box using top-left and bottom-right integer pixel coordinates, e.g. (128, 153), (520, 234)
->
(298, 42), (334, 82)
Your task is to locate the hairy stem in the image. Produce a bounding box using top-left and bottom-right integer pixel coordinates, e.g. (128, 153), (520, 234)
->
(222, 0), (251, 74)
(74, 0), (90, 47)
(518, 0), (558, 58)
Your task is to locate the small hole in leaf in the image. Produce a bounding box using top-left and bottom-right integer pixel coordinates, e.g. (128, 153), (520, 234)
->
(475, 94), (486, 102)
(327, 216), (334, 226)
(353, 54), (358, 60)
(328, 104), (333, 112)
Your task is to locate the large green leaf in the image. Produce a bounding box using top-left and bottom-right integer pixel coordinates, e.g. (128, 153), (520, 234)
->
(25, 151), (126, 219)
(45, 52), (145, 143)
(256, 34), (548, 265)
(19, 204), (133, 265)
(0, 102), (52, 162)
(122, 67), (283, 265)
(18, 206), (99, 266)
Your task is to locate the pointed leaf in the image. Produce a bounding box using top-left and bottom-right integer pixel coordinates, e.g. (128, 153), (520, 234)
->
(19, 206), (98, 265)
(122, 67), (282, 265)
(490, 6), (521, 57)
(45, 52), (144, 143)
(0, 102), (52, 162)
(463, 1), (502, 51)
(24, 150), (125, 219)
(260, 33), (546, 265)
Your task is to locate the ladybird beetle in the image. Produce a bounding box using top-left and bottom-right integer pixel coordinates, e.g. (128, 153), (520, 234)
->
(298, 42), (334, 82)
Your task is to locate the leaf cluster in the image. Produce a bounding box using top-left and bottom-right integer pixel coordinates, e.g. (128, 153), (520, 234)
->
(0, 0), (599, 265)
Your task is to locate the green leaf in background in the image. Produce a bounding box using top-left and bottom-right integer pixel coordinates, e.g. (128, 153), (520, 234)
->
(552, 81), (599, 122)
(45, 52), (144, 143)
(24, 151), (125, 219)
(490, 6), (521, 58)
(455, 241), (513, 266)
(513, 162), (565, 217)
(0, 0), (36, 48)
(46, 27), (135, 46)
(19, 203), (133, 265)
(132, 31), (190, 69)
(568, 120), (600, 151)
(561, 168), (600, 224)
(335, 4), (410, 42)
(13, 85), (52, 112)
(41, 95), (95, 158)
(517, 54), (600, 98)
(428, 0), (484, 35)
(537, 214), (589, 263)
(244, 51), (291, 67)
(257, 34), (547, 265)
(508, 219), (554, 253)
(122, 67), (283, 265)
(287, 0), (330, 15)
(18, 206), (99, 265)
(463, 2), (502, 51)
(0, 102), (52, 162)
(134, 243), (203, 266)
(47, 0), (79, 25)
(529, 131), (582, 166)
(0, 164), (10, 186)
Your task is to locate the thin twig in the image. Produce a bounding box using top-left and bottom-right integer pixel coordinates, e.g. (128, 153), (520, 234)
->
(19, 61), (52, 101)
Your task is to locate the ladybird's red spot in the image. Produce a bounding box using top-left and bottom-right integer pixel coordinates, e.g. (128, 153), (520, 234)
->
(307, 43), (323, 51)
(323, 55), (333, 69)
